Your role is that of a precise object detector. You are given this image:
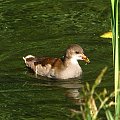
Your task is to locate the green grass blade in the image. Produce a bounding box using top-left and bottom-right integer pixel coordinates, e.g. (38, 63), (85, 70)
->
(105, 110), (114, 120)
(110, 0), (120, 119)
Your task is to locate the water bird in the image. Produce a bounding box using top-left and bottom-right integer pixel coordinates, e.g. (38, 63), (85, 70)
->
(23, 44), (90, 79)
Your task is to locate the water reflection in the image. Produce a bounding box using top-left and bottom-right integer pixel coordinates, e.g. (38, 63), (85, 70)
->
(25, 71), (83, 105)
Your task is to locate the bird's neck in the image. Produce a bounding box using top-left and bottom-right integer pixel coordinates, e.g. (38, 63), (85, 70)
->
(64, 56), (79, 66)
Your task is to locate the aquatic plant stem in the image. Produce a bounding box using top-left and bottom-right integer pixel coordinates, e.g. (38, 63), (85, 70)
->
(110, 0), (120, 119)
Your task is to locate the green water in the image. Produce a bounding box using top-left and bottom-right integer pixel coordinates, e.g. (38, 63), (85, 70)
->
(0, 0), (115, 119)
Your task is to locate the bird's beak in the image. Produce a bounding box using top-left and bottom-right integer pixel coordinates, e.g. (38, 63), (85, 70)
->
(80, 53), (90, 63)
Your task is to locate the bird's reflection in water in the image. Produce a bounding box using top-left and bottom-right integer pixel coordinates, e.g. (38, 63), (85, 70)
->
(26, 71), (84, 105)
(50, 77), (83, 105)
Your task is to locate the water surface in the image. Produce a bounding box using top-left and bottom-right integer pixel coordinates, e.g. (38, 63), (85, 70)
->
(0, 0), (115, 119)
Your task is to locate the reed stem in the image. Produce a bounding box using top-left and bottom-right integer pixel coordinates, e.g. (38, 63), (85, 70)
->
(110, 0), (119, 119)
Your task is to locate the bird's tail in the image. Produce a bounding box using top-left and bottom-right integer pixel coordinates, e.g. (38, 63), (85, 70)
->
(23, 55), (36, 71)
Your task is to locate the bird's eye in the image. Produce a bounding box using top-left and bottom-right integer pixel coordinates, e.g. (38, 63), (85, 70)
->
(75, 51), (79, 54)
